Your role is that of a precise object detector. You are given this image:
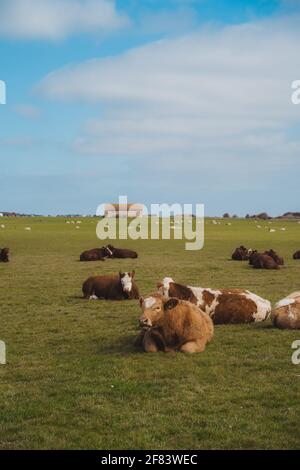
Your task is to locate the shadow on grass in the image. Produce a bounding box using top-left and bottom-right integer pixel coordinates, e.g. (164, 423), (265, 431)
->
(92, 334), (143, 356)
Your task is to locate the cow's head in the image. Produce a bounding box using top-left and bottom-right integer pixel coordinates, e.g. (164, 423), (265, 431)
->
(156, 277), (174, 297)
(139, 294), (179, 328)
(103, 245), (114, 257)
(119, 271), (135, 293)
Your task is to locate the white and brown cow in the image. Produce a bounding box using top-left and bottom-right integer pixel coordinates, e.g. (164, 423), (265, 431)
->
(157, 277), (271, 324)
(271, 292), (300, 329)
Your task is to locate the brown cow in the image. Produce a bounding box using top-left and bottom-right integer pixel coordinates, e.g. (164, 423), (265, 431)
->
(157, 277), (271, 324)
(106, 244), (138, 259)
(293, 251), (300, 260)
(231, 246), (252, 261)
(0, 248), (10, 262)
(80, 247), (110, 262)
(264, 249), (284, 266)
(82, 271), (139, 300)
(137, 293), (214, 353)
(250, 252), (280, 269)
(248, 250), (259, 265)
(272, 292), (300, 329)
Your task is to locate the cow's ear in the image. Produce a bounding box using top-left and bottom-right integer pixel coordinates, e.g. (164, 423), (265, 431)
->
(139, 297), (144, 307)
(131, 270), (135, 278)
(164, 298), (178, 310)
(157, 282), (163, 289)
(119, 271), (122, 278)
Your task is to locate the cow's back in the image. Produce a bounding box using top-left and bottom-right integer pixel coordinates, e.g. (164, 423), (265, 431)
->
(83, 275), (120, 299)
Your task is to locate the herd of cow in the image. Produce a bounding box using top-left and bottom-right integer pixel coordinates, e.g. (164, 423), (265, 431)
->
(1, 241), (300, 354)
(231, 245), (300, 268)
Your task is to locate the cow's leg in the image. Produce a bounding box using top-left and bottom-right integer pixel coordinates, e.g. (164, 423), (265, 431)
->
(143, 331), (159, 353)
(180, 339), (206, 353)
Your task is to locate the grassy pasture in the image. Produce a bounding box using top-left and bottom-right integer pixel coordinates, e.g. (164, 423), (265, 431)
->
(0, 216), (300, 450)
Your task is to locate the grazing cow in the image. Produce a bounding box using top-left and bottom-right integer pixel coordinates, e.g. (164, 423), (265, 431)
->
(105, 244), (138, 259)
(79, 247), (110, 262)
(272, 292), (300, 329)
(250, 252), (280, 270)
(136, 293), (214, 353)
(157, 277), (271, 324)
(264, 249), (284, 266)
(231, 246), (252, 261)
(293, 250), (300, 260)
(82, 271), (139, 300)
(0, 247), (10, 262)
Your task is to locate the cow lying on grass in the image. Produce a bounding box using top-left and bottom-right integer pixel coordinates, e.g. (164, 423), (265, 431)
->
(0, 248), (10, 262)
(272, 292), (300, 329)
(293, 250), (300, 260)
(157, 278), (271, 324)
(82, 271), (139, 300)
(231, 246), (252, 261)
(264, 249), (284, 266)
(136, 293), (214, 353)
(80, 247), (110, 262)
(105, 245), (138, 259)
(249, 251), (280, 269)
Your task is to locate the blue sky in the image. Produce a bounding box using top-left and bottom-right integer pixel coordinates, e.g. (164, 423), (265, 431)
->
(0, 0), (299, 215)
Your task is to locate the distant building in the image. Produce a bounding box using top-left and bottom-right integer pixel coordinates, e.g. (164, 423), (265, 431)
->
(104, 203), (144, 218)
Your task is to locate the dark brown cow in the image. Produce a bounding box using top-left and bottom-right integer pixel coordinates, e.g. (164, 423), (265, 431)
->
(0, 248), (10, 262)
(106, 244), (138, 259)
(82, 271), (139, 300)
(80, 247), (110, 262)
(248, 250), (258, 265)
(264, 249), (284, 266)
(250, 252), (280, 270)
(293, 250), (300, 260)
(231, 246), (252, 261)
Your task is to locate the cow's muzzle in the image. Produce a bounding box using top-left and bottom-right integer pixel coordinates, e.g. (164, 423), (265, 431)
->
(139, 317), (152, 328)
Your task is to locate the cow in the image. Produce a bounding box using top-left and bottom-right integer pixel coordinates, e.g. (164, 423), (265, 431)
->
(105, 244), (138, 259)
(264, 249), (284, 266)
(293, 250), (300, 260)
(248, 250), (259, 265)
(82, 271), (139, 300)
(271, 292), (300, 329)
(157, 277), (271, 324)
(231, 246), (252, 261)
(136, 293), (214, 353)
(80, 247), (110, 262)
(250, 252), (280, 269)
(0, 248), (10, 263)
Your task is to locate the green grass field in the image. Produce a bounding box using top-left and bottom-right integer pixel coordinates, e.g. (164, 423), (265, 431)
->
(0, 217), (300, 450)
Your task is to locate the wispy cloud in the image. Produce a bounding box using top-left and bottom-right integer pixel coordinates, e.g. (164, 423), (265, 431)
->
(14, 104), (41, 119)
(0, 0), (129, 40)
(37, 14), (300, 175)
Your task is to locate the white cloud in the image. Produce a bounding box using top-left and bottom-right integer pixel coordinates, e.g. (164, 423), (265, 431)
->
(0, 0), (129, 40)
(14, 104), (41, 118)
(37, 14), (300, 178)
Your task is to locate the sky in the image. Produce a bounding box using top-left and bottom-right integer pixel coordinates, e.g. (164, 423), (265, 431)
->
(0, 0), (300, 216)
